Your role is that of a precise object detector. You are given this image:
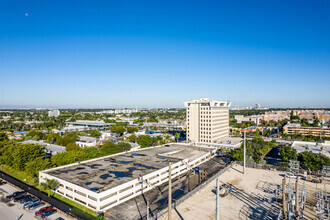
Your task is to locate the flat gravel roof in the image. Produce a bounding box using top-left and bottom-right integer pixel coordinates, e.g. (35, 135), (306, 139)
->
(46, 144), (212, 192)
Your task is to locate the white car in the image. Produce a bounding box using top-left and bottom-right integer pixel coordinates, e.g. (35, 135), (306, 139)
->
(285, 172), (297, 179)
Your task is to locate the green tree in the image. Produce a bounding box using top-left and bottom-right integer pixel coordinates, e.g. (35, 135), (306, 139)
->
(51, 150), (89, 166)
(12, 144), (45, 171)
(90, 130), (102, 138)
(137, 135), (153, 148)
(45, 133), (61, 144)
(40, 178), (60, 197)
(300, 118), (309, 127)
(313, 119), (320, 127)
(279, 146), (298, 162)
(66, 143), (81, 151)
(298, 151), (330, 170)
(126, 127), (138, 133)
(56, 133), (78, 146)
(262, 129), (271, 137)
(175, 133), (180, 142)
(25, 157), (51, 177)
(100, 141), (118, 155)
(111, 126), (126, 136)
(82, 147), (101, 159)
(117, 142), (131, 151)
(0, 133), (8, 142)
(27, 130), (46, 140)
(126, 134), (137, 143)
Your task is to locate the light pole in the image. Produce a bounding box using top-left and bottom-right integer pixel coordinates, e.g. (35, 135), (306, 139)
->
(243, 128), (246, 174)
(216, 177), (220, 220)
(168, 162), (172, 220)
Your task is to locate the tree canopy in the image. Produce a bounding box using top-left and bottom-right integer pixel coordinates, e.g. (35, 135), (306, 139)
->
(279, 145), (298, 162)
(111, 126), (126, 136)
(126, 127), (138, 133)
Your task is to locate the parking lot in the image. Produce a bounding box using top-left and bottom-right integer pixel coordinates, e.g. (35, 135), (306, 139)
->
(0, 179), (69, 220)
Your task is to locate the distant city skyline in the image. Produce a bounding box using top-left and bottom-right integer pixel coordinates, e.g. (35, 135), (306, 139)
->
(1, 1), (330, 108)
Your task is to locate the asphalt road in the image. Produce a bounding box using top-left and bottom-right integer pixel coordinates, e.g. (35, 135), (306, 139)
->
(264, 146), (283, 165)
(0, 179), (68, 220)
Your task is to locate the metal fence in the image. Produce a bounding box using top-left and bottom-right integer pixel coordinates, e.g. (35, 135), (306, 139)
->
(234, 161), (325, 177)
(0, 171), (93, 220)
(150, 161), (237, 219)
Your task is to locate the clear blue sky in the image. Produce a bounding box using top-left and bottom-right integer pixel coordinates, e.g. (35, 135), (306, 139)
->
(0, 0), (329, 108)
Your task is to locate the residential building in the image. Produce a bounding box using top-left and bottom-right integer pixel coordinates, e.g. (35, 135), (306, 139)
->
(283, 123), (330, 137)
(184, 98), (231, 143)
(48, 109), (60, 117)
(235, 114), (289, 125)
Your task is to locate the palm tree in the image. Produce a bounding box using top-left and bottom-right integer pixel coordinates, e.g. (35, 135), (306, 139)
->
(40, 178), (60, 197)
(175, 133), (180, 142)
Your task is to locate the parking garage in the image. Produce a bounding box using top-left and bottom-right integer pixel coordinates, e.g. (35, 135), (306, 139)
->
(39, 143), (216, 212)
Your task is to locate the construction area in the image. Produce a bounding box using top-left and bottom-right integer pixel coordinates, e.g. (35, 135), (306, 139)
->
(159, 164), (330, 220)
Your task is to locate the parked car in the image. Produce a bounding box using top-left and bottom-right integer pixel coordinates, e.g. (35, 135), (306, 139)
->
(35, 206), (53, 216)
(6, 191), (25, 200)
(20, 196), (34, 204)
(23, 198), (40, 209)
(285, 172), (297, 179)
(29, 201), (44, 210)
(13, 193), (26, 202)
(55, 218), (65, 220)
(0, 180), (6, 185)
(41, 209), (57, 218)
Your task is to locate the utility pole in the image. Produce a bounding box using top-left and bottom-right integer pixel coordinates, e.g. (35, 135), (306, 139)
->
(168, 162), (172, 220)
(147, 200), (149, 220)
(216, 177), (220, 220)
(295, 177), (299, 217)
(283, 176), (287, 218)
(243, 128), (246, 174)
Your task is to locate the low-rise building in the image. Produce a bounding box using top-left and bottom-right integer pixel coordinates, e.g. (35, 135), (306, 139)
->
(292, 141), (330, 158)
(66, 120), (115, 130)
(235, 114), (289, 126)
(39, 143), (216, 212)
(283, 124), (330, 137)
(19, 140), (66, 155)
(75, 136), (97, 148)
(48, 109), (60, 117)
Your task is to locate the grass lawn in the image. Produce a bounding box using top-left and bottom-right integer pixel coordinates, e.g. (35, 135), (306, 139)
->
(36, 186), (99, 219)
(0, 164), (38, 186)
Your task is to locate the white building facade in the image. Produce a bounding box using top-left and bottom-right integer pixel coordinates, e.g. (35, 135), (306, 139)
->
(75, 136), (97, 148)
(48, 109), (60, 117)
(184, 98), (231, 143)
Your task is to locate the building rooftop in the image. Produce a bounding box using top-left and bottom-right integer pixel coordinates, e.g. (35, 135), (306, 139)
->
(67, 120), (115, 126)
(19, 140), (66, 154)
(292, 141), (330, 158)
(44, 144), (212, 193)
(78, 136), (97, 143)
